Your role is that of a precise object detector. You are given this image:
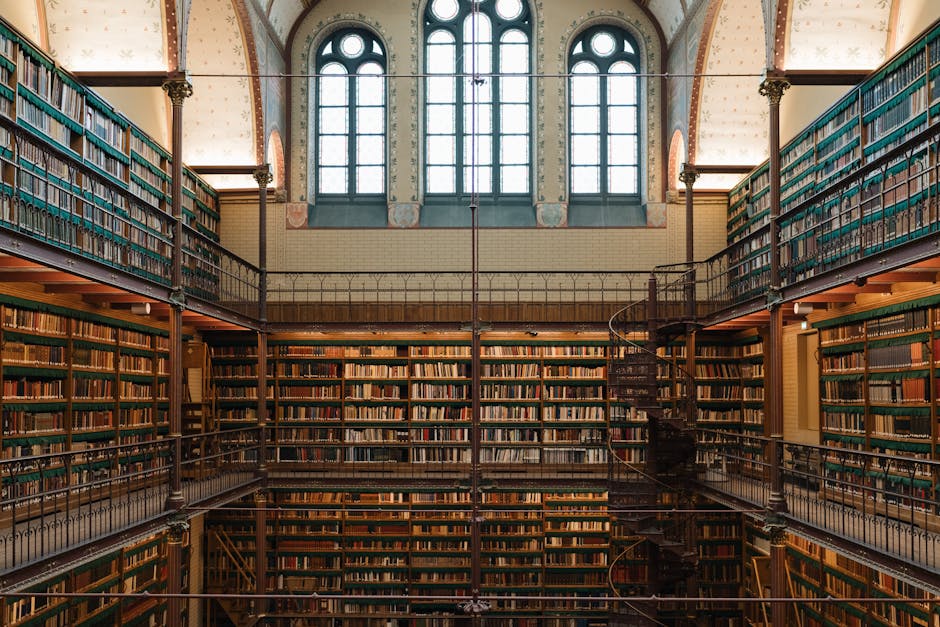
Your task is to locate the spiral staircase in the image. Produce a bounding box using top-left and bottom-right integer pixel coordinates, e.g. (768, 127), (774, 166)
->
(607, 275), (700, 626)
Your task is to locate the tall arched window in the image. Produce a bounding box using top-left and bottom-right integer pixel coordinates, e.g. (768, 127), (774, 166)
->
(316, 29), (385, 199)
(424, 0), (531, 200)
(569, 26), (640, 199)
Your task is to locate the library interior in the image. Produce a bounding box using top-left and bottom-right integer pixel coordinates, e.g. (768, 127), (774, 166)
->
(1, 0), (940, 625)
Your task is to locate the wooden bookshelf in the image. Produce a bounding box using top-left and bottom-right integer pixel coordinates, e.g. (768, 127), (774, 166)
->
(208, 487), (615, 620)
(728, 21), (940, 298)
(0, 15), (221, 294)
(2, 530), (183, 627)
(206, 332), (617, 472)
(697, 507), (744, 625)
(813, 297), (939, 519)
(0, 292), (172, 523)
(784, 534), (937, 627)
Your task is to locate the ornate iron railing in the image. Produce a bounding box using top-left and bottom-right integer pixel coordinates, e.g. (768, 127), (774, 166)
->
(698, 428), (940, 574)
(0, 429), (261, 575)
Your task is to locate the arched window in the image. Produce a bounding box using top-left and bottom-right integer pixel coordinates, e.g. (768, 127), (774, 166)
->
(316, 29), (385, 199)
(424, 0), (531, 200)
(569, 26), (640, 198)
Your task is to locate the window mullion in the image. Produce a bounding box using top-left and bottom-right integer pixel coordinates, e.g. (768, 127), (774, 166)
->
(456, 65), (465, 195)
(600, 73), (608, 196)
(348, 71), (357, 196)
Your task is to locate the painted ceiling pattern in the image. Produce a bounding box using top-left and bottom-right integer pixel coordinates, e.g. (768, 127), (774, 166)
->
(182, 0), (256, 184)
(45, 0), (167, 70)
(695, 0), (769, 189)
(266, 0), (305, 45)
(785, 0), (889, 69)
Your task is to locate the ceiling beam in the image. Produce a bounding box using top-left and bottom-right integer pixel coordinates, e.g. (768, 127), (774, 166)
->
(44, 284), (127, 295)
(0, 256), (43, 268)
(795, 293), (857, 303)
(71, 71), (170, 87)
(784, 70), (869, 85)
(0, 271), (84, 283)
(866, 271), (938, 284)
(189, 164), (261, 176)
(688, 164), (757, 175)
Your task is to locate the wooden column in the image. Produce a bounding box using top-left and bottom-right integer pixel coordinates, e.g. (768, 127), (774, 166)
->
(165, 516), (189, 627)
(254, 166), (272, 478)
(759, 71), (790, 627)
(253, 490), (267, 616)
(162, 75), (193, 511)
(678, 164), (699, 266)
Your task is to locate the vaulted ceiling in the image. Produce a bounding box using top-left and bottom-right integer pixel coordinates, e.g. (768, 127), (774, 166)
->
(0, 0), (937, 191)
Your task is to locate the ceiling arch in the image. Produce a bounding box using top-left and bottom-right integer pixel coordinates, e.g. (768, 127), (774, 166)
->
(183, 0), (259, 187)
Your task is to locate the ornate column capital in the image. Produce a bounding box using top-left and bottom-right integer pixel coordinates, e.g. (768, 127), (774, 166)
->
(759, 73), (790, 106)
(678, 163), (699, 188)
(167, 514), (190, 543)
(162, 77), (193, 106)
(253, 164), (273, 189)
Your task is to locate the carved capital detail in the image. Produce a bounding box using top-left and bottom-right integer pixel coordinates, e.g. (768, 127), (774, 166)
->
(759, 77), (790, 106)
(678, 164), (699, 188)
(167, 515), (189, 543)
(162, 79), (193, 106)
(253, 165), (273, 189)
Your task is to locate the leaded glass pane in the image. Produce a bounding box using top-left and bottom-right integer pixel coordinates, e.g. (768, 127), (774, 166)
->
(427, 76), (456, 103)
(427, 104), (457, 134)
(608, 166), (637, 194)
(608, 136), (636, 166)
(319, 136), (348, 166)
(463, 165), (492, 193)
(356, 107), (384, 134)
(500, 135), (528, 165)
(463, 12), (492, 44)
(500, 104), (528, 134)
(320, 108), (348, 135)
(464, 135), (493, 165)
(463, 43), (492, 75)
(341, 33), (364, 57)
(571, 135), (600, 166)
(495, 0), (523, 20)
(608, 66), (637, 105)
(427, 166), (456, 193)
(570, 107), (600, 134)
(500, 33), (528, 73)
(500, 165), (528, 193)
(428, 136), (456, 164)
(431, 0), (459, 21)
(499, 76), (528, 103)
(608, 106), (637, 134)
(463, 104), (493, 134)
(571, 166), (599, 194)
(357, 136), (384, 165)
(319, 63), (347, 107)
(319, 167), (347, 194)
(357, 166), (384, 193)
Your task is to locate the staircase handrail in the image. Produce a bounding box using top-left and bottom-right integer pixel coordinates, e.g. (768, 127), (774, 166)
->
(211, 527), (256, 591)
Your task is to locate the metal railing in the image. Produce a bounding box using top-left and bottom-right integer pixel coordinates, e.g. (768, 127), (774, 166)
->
(0, 429), (261, 574)
(698, 428), (940, 574)
(266, 271), (654, 324)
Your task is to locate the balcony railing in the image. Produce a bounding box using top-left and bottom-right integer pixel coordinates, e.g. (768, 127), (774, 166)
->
(266, 271), (655, 325)
(0, 429), (260, 575)
(0, 118), (261, 321)
(692, 120), (940, 324)
(698, 428), (940, 574)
